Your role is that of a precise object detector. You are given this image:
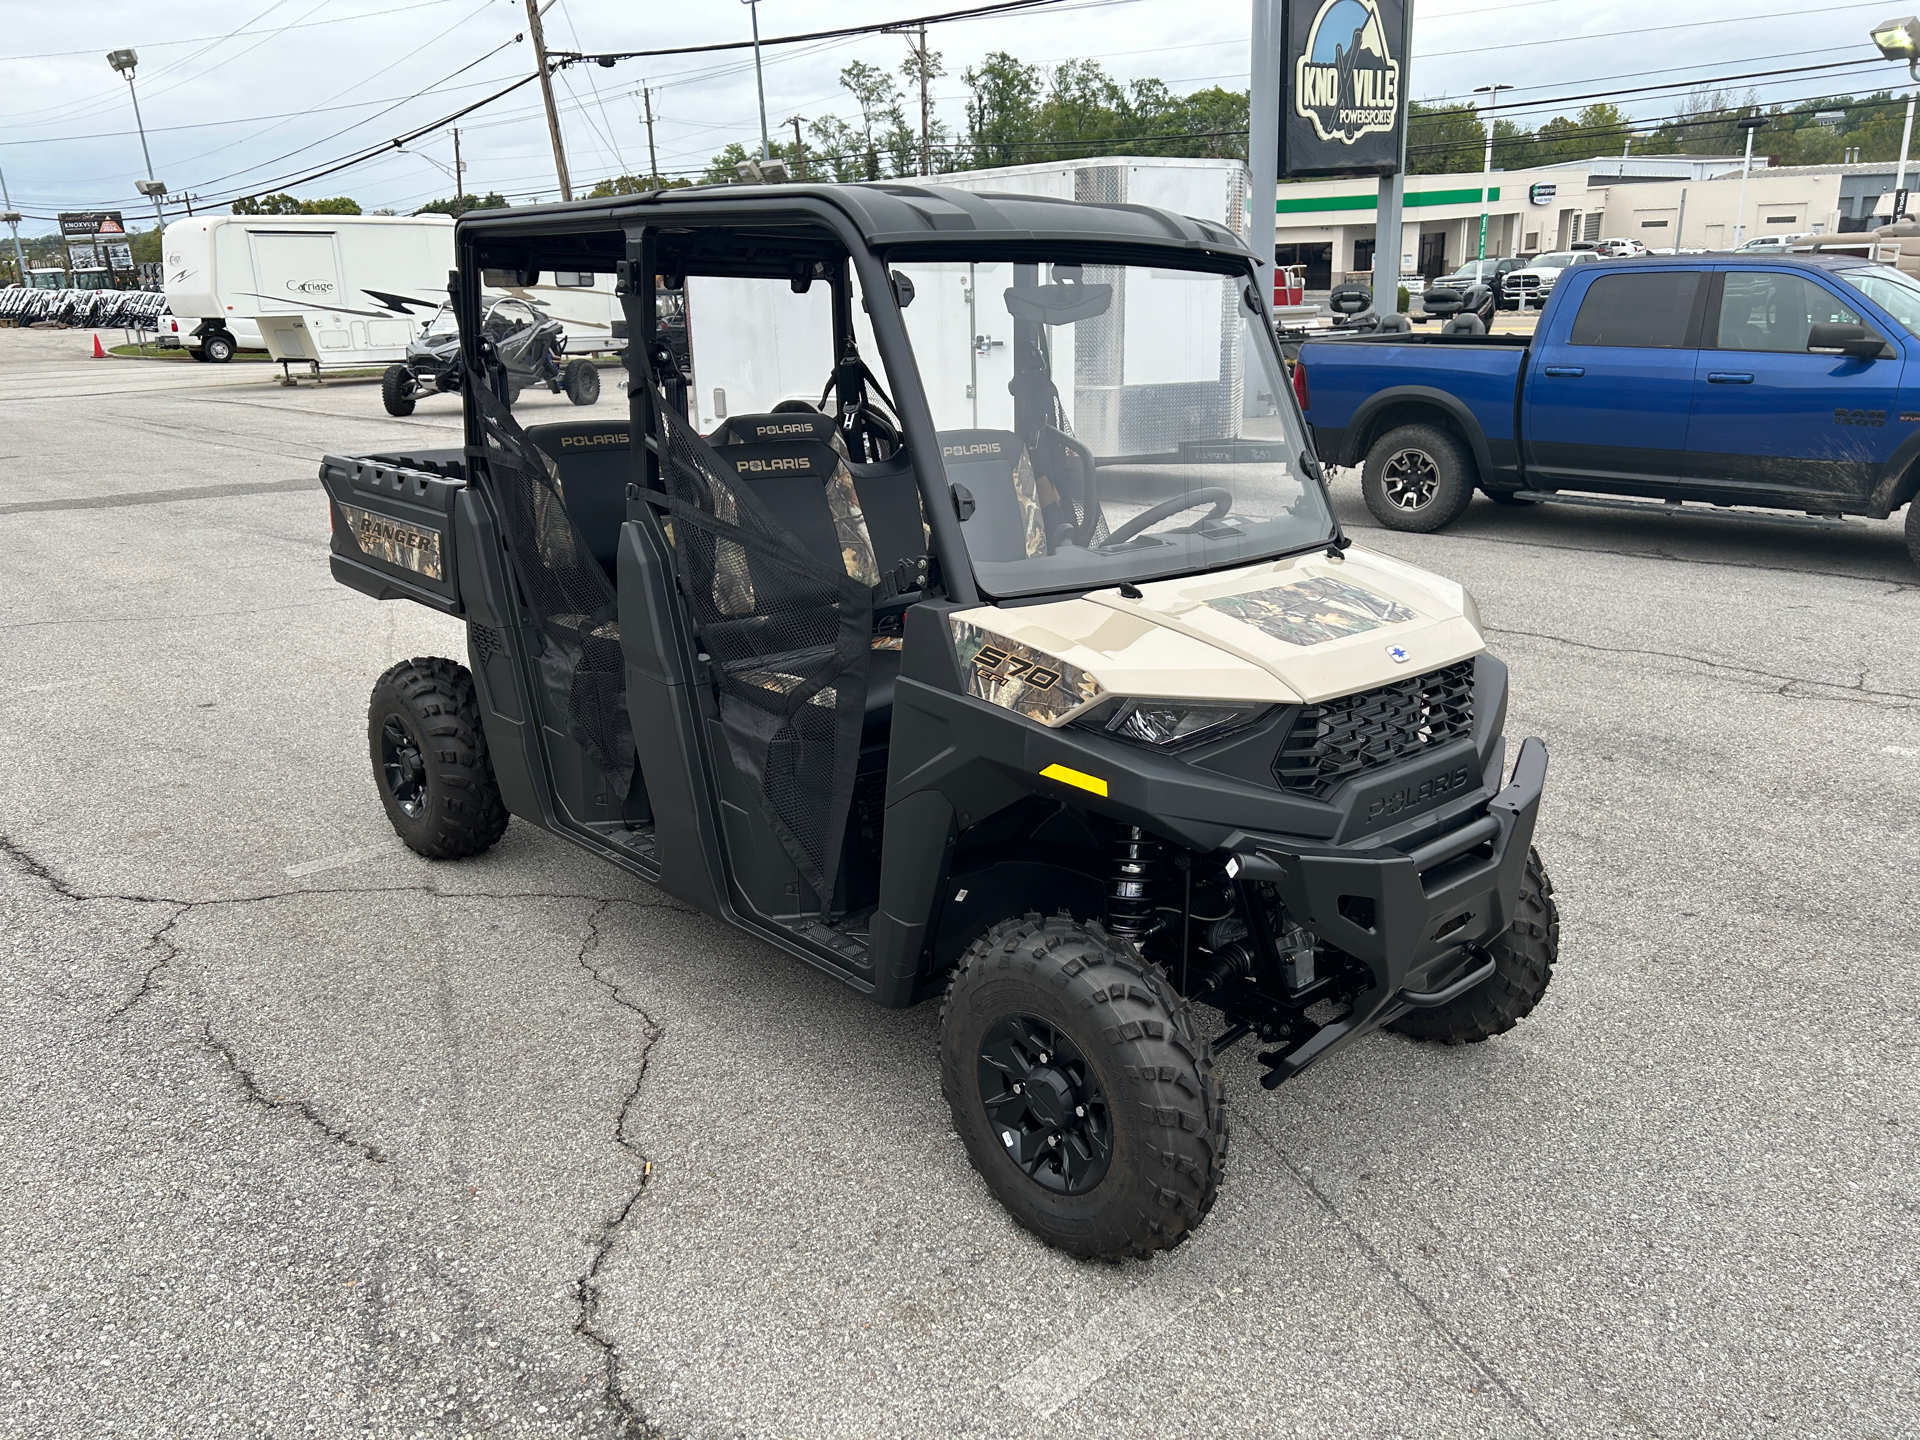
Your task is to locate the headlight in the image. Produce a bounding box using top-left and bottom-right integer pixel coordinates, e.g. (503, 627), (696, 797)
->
(1074, 697), (1271, 749)
(950, 619), (1103, 724)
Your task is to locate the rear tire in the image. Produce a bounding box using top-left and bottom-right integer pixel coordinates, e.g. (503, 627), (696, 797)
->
(367, 657), (508, 860)
(1362, 423), (1476, 532)
(1906, 500), (1920, 571)
(381, 364), (417, 417)
(1388, 848), (1558, 1045)
(564, 358), (601, 406)
(940, 914), (1227, 1259)
(201, 331), (235, 363)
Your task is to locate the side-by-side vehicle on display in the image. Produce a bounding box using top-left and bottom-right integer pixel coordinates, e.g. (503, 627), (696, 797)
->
(320, 182), (1560, 1258)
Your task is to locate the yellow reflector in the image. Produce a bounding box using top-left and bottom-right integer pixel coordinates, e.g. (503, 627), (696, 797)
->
(1039, 762), (1108, 797)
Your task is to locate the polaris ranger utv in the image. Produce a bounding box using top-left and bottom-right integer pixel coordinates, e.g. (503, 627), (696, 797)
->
(320, 182), (1558, 1259)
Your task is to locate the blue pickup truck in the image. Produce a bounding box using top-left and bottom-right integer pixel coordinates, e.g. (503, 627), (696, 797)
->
(1294, 253), (1920, 566)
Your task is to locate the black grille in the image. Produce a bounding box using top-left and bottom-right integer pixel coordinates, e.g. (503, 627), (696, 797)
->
(1273, 659), (1476, 800)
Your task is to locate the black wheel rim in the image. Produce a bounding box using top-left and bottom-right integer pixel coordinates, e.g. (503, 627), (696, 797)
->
(379, 714), (427, 819)
(977, 1014), (1112, 1194)
(1382, 448), (1439, 510)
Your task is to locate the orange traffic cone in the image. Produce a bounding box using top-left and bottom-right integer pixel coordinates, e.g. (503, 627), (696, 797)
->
(92, 334), (106, 359)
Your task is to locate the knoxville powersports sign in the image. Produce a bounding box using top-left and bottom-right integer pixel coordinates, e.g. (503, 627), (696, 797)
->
(1279, 0), (1411, 177)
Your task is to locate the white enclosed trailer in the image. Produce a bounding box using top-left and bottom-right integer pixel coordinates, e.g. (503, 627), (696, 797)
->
(682, 156), (1257, 452)
(163, 214), (620, 367)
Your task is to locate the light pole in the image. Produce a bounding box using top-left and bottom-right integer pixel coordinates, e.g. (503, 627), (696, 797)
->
(743, 0), (771, 163)
(107, 49), (168, 233)
(1473, 83), (1513, 260)
(1872, 16), (1920, 221)
(1731, 113), (1767, 246)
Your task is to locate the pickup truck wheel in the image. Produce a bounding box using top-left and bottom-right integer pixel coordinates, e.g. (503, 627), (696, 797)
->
(1362, 424), (1476, 532)
(381, 365), (417, 417)
(940, 914), (1227, 1259)
(1388, 848), (1558, 1045)
(201, 331), (235, 363)
(564, 358), (601, 406)
(1907, 500), (1920, 570)
(367, 657), (508, 860)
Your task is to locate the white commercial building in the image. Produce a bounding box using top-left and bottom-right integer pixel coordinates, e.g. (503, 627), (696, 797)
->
(1269, 155), (1753, 286)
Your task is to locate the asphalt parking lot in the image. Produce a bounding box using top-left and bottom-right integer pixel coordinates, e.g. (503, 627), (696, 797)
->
(2, 324), (1916, 1439)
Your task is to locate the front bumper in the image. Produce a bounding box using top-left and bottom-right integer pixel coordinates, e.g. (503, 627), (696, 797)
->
(1228, 736), (1548, 1084)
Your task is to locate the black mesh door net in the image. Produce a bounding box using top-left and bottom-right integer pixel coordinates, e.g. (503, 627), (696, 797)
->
(651, 403), (872, 912)
(470, 380), (636, 798)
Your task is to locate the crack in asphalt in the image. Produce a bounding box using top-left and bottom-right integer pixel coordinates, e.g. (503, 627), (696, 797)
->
(1484, 625), (1920, 709)
(200, 1019), (391, 1165)
(1240, 1115), (1558, 1437)
(5, 828), (687, 1433)
(570, 899), (666, 1440)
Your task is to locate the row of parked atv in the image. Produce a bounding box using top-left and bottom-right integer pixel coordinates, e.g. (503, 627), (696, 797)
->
(0, 286), (169, 330)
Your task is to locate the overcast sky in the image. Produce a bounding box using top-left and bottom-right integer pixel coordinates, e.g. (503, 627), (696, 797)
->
(0, 0), (1895, 238)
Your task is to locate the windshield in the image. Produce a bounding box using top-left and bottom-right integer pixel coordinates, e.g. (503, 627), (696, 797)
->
(1534, 253), (1576, 270)
(888, 256), (1331, 598)
(422, 301), (460, 338)
(1837, 264), (1920, 335)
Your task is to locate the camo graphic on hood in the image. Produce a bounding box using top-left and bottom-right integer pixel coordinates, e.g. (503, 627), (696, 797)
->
(1204, 575), (1414, 647)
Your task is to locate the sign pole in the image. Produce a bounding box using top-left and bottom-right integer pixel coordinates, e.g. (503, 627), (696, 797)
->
(1248, 0), (1283, 301)
(1373, 0), (1412, 305)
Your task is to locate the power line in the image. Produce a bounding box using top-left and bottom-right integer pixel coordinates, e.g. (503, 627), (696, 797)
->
(2, 0), (470, 61)
(549, 0), (1123, 66)
(1418, 1), (1893, 63)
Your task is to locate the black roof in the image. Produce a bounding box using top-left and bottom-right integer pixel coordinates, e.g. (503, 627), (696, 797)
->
(453, 180), (1252, 264)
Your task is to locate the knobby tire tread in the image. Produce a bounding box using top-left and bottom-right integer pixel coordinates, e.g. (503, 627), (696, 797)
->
(368, 656), (509, 860)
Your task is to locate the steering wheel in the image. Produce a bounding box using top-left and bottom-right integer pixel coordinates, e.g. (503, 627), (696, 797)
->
(1104, 488), (1235, 546)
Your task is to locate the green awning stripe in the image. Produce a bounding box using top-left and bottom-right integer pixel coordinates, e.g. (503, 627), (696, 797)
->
(1275, 186), (1501, 215)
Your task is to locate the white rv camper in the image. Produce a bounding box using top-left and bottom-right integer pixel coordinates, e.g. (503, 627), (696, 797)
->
(163, 213), (621, 367)
(682, 156), (1256, 450)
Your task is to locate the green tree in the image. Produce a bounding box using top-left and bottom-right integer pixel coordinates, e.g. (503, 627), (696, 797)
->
(584, 175), (689, 198)
(230, 193), (361, 215)
(414, 191), (512, 216)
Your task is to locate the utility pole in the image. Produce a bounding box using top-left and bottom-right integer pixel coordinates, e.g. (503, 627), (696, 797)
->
(523, 0), (573, 201)
(744, 0), (771, 162)
(916, 23), (932, 176)
(452, 127), (467, 199)
(788, 115), (807, 180)
(643, 87), (659, 180)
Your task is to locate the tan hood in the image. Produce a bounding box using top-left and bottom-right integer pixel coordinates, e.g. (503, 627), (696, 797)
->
(952, 545), (1483, 721)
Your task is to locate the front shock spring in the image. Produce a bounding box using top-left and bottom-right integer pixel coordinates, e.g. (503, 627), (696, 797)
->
(1107, 826), (1159, 940)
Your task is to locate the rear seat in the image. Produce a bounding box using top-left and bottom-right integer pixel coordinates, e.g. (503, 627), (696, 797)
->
(521, 419), (633, 578)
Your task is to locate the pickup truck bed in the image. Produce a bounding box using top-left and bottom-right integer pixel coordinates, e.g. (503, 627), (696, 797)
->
(1295, 254), (1920, 560)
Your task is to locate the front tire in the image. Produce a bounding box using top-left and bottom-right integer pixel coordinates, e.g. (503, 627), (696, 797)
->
(940, 914), (1227, 1259)
(564, 358), (601, 406)
(1906, 500), (1920, 571)
(1362, 423), (1476, 532)
(1388, 848), (1559, 1045)
(367, 657), (508, 860)
(381, 364), (417, 417)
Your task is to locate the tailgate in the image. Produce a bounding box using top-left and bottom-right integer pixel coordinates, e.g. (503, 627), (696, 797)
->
(319, 453), (465, 613)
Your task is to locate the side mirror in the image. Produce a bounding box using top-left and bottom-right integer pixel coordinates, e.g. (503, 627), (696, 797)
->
(891, 270), (916, 309)
(1808, 322), (1890, 359)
